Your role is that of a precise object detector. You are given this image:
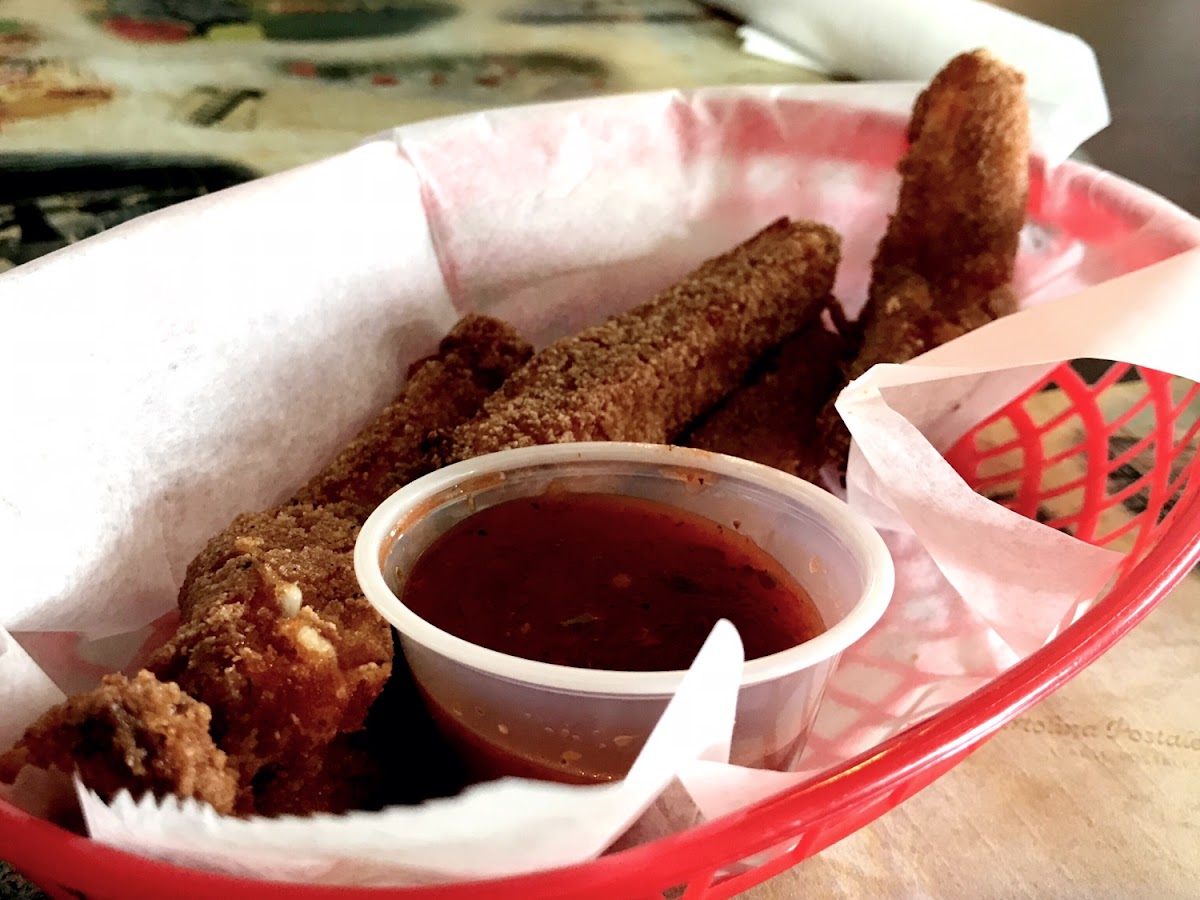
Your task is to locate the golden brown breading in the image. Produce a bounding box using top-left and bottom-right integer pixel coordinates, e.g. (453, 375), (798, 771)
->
(248, 733), (384, 818)
(250, 654), (469, 817)
(177, 503), (361, 621)
(871, 50), (1028, 317)
(1, 314), (531, 816)
(148, 504), (390, 813)
(293, 314), (534, 517)
(812, 50), (1030, 478)
(684, 317), (850, 477)
(0, 671), (237, 814)
(443, 219), (841, 462)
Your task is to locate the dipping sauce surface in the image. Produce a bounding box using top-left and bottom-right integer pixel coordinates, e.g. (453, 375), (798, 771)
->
(401, 491), (824, 671)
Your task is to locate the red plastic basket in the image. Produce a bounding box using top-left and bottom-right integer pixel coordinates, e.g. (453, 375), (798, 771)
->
(5, 116), (1200, 899)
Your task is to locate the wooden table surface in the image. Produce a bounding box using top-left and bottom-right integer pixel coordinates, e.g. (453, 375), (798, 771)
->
(2, 1), (1197, 897)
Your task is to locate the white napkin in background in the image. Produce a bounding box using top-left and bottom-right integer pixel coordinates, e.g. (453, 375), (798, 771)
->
(711, 0), (1109, 164)
(735, 25), (815, 69)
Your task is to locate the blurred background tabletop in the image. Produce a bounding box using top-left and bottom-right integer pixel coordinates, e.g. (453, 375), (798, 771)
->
(0, 0), (1196, 269)
(2, 1), (1198, 898)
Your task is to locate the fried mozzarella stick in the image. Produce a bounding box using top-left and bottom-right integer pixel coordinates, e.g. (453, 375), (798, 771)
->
(810, 49), (1031, 479)
(148, 503), (386, 814)
(444, 219), (841, 462)
(0, 672), (239, 815)
(684, 317), (850, 476)
(1, 315), (533, 816)
(293, 314), (535, 518)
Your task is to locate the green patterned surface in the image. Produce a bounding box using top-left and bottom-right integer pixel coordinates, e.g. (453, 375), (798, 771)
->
(0, 0), (819, 176)
(0, 0), (819, 273)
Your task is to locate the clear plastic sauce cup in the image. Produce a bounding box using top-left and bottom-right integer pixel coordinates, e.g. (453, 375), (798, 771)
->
(355, 442), (894, 784)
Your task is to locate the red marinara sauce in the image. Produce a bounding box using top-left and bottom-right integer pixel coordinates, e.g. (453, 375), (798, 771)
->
(401, 492), (824, 671)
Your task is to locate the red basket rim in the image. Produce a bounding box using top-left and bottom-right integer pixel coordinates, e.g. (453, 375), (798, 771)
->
(5, 475), (1197, 900)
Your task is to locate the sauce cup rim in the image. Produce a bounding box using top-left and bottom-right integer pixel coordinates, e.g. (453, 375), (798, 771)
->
(354, 442), (894, 696)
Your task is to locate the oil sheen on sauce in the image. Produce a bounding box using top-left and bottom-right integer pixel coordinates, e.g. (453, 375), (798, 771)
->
(401, 492), (825, 672)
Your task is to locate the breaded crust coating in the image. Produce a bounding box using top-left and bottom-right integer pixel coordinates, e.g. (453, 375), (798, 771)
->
(178, 503), (361, 621)
(871, 50), (1029, 313)
(249, 652), (469, 817)
(294, 314), (533, 516)
(2, 315), (531, 816)
(813, 49), (1030, 477)
(148, 504), (389, 813)
(684, 317), (850, 477)
(0, 671), (237, 814)
(444, 219), (841, 461)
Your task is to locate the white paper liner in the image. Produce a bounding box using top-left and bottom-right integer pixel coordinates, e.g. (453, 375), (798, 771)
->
(2, 82), (1200, 886)
(77, 623), (742, 886)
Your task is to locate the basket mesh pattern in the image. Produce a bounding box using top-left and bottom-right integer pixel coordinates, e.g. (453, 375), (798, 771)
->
(12, 362), (1200, 900)
(684, 361), (1200, 900)
(947, 364), (1200, 576)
